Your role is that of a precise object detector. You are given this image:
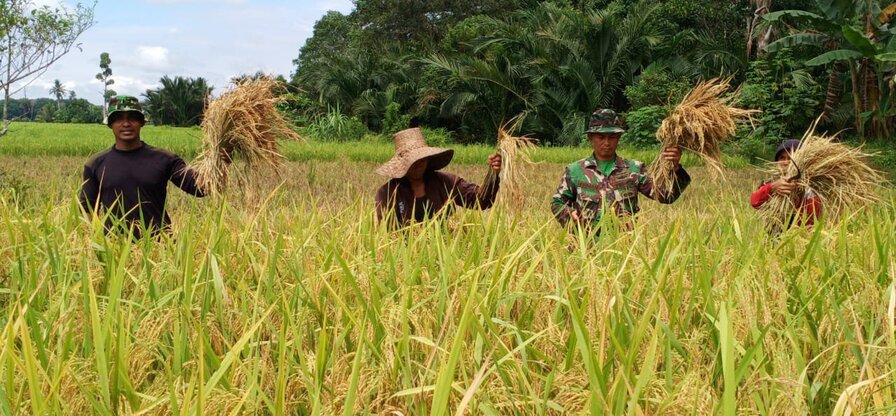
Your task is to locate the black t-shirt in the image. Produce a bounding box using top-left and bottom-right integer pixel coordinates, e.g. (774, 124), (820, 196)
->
(79, 142), (206, 235)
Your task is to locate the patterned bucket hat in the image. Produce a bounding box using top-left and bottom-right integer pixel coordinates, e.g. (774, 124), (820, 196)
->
(107, 95), (145, 125)
(375, 128), (454, 178)
(585, 108), (625, 134)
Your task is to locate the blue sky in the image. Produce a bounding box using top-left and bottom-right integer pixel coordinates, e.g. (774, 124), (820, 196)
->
(20, 0), (353, 104)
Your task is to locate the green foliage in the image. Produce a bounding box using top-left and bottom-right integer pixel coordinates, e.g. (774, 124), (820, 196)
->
(0, 0), (95, 132)
(55, 99), (102, 124)
(352, 0), (522, 51)
(424, 1), (666, 142)
(0, 123), (655, 166)
(291, 0), (757, 145)
(625, 71), (690, 108)
(738, 49), (823, 145)
(143, 76), (212, 127)
(0, 98), (52, 121)
(763, 0), (896, 139)
(291, 11), (357, 86)
(381, 102), (410, 136)
(728, 135), (772, 165)
(34, 104), (55, 122)
(307, 107), (369, 142)
(439, 15), (500, 54)
(553, 112), (589, 147)
(277, 92), (320, 126)
(419, 127), (453, 147)
(49, 79), (66, 106)
(621, 105), (667, 148)
(96, 52), (115, 115)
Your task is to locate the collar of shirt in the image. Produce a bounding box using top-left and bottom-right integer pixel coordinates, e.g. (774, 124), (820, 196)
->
(584, 154), (627, 177)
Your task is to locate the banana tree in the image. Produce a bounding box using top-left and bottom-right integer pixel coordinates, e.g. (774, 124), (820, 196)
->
(763, 0), (896, 138)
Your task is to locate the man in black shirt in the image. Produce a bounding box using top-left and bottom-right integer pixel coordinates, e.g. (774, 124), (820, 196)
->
(79, 96), (207, 237)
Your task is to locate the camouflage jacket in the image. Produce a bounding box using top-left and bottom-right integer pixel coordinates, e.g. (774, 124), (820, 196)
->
(550, 154), (690, 226)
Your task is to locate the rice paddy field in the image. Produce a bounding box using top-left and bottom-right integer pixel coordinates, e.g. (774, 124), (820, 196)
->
(1, 123), (895, 415)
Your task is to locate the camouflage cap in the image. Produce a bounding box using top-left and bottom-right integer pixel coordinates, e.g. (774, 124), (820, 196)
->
(585, 108), (625, 134)
(107, 95), (145, 125)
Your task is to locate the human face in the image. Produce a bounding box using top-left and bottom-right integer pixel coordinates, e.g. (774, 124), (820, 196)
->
(406, 158), (428, 180)
(588, 132), (621, 161)
(109, 112), (145, 148)
(776, 152), (791, 173)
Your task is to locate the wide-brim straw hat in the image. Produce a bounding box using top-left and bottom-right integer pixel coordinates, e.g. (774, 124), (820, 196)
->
(375, 127), (454, 178)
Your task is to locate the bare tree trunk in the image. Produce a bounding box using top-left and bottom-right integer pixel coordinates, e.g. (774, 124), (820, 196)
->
(1, 85), (9, 136)
(747, 0), (772, 58)
(102, 83), (108, 124)
(862, 59), (881, 138)
(1, 28), (11, 136)
(820, 62), (843, 124)
(849, 62), (863, 138)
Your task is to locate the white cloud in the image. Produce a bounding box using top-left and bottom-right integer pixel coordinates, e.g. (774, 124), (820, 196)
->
(102, 75), (158, 95)
(6, 2), (356, 104)
(133, 46), (170, 71)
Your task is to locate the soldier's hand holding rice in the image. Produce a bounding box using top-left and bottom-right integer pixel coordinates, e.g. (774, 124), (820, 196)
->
(550, 108), (690, 233)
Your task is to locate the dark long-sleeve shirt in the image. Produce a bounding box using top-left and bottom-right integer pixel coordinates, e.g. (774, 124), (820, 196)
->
(79, 142), (206, 235)
(375, 171), (499, 227)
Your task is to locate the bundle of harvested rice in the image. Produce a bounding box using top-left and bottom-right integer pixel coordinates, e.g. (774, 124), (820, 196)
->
(759, 121), (885, 233)
(480, 118), (538, 205)
(192, 77), (302, 195)
(647, 78), (756, 198)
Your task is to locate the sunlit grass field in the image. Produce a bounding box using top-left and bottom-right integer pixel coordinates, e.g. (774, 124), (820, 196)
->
(0, 123), (894, 414)
(0, 122), (751, 167)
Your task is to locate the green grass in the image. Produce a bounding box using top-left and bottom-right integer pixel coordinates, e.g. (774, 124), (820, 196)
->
(0, 122), (751, 168)
(0, 123), (894, 414)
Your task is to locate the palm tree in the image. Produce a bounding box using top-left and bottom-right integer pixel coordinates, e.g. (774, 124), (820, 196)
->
(142, 76), (212, 127)
(764, 0), (896, 138)
(49, 80), (66, 110)
(422, 2), (663, 143)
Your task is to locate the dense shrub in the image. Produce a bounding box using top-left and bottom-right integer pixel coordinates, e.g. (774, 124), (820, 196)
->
(553, 113), (589, 147)
(382, 102), (410, 136)
(420, 127), (453, 147)
(625, 71), (690, 109)
(277, 93), (321, 126)
(622, 105), (667, 148)
(307, 108), (369, 141)
(738, 49), (823, 145)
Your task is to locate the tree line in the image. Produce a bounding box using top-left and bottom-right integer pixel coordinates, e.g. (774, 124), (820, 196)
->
(290, 0), (896, 147)
(5, 0), (896, 151)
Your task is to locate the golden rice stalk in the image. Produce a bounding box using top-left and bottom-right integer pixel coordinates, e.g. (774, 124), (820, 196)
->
(192, 76), (303, 195)
(480, 117), (538, 205)
(648, 78), (757, 198)
(758, 120), (885, 234)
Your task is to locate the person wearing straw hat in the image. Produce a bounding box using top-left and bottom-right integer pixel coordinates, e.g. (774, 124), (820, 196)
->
(79, 96), (208, 238)
(750, 139), (821, 226)
(375, 127), (501, 227)
(551, 109), (690, 232)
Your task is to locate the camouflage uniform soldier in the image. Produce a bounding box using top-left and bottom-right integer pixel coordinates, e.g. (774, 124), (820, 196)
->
(551, 109), (690, 231)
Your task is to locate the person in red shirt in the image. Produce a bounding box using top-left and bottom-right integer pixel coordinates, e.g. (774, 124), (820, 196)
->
(750, 139), (821, 226)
